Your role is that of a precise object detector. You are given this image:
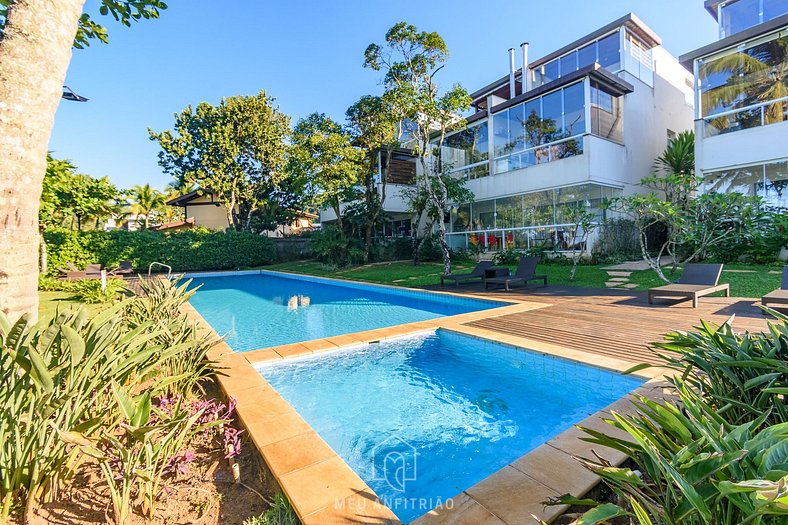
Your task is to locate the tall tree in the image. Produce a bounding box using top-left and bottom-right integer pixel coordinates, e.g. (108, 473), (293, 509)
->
(0, 0), (166, 322)
(150, 91), (290, 231)
(345, 94), (402, 263)
(129, 183), (166, 229)
(364, 22), (472, 275)
(289, 113), (365, 236)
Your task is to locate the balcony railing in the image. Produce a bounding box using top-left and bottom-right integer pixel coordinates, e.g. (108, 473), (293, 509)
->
(702, 95), (788, 137)
(493, 135), (585, 175)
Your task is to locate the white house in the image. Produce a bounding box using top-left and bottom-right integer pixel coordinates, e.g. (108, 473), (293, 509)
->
(680, 0), (788, 208)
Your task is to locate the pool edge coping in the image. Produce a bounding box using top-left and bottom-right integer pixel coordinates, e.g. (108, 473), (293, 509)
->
(178, 277), (672, 525)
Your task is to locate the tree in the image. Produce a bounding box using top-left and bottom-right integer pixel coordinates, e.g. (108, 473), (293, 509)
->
(129, 183), (166, 229)
(364, 22), (472, 275)
(345, 94), (403, 263)
(564, 205), (599, 281)
(289, 113), (365, 238)
(0, 0), (167, 322)
(150, 91), (291, 231)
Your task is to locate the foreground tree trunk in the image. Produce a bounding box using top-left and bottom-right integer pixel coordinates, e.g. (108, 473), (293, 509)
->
(0, 0), (86, 323)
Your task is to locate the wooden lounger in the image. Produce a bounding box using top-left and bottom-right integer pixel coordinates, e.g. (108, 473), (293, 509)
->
(485, 256), (547, 292)
(648, 263), (729, 308)
(441, 261), (493, 286)
(761, 266), (788, 310)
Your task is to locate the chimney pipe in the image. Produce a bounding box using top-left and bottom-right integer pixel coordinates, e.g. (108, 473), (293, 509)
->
(508, 47), (516, 99)
(520, 42), (529, 94)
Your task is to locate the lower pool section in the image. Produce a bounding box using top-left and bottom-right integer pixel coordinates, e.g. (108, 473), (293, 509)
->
(258, 330), (643, 523)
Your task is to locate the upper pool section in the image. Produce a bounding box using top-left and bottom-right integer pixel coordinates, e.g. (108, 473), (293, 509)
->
(184, 271), (506, 352)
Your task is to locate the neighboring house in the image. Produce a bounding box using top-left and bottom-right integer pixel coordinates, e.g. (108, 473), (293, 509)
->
(319, 13), (695, 252)
(166, 188), (317, 236)
(152, 217), (196, 232)
(680, 0), (788, 208)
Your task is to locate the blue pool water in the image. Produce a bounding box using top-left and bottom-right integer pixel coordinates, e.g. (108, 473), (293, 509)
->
(259, 330), (643, 523)
(186, 272), (502, 351)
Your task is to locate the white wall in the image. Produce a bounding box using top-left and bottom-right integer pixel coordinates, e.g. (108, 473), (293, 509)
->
(696, 120), (788, 173)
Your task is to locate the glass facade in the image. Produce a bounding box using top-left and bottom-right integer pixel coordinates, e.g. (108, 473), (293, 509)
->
(699, 31), (788, 135)
(532, 33), (622, 87)
(719, 0), (788, 38)
(492, 81), (587, 175)
(704, 159), (788, 208)
(446, 184), (622, 251)
(439, 121), (489, 179)
(590, 81), (624, 143)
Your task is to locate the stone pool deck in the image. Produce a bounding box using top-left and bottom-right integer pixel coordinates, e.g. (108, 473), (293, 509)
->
(179, 274), (772, 525)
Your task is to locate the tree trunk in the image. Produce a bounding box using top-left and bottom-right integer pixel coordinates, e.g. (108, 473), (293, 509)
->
(39, 234), (48, 275)
(0, 0), (84, 323)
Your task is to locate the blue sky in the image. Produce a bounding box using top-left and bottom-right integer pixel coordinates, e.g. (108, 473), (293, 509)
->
(49, 0), (717, 190)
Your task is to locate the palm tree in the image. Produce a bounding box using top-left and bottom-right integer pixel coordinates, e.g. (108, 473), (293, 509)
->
(129, 184), (166, 229)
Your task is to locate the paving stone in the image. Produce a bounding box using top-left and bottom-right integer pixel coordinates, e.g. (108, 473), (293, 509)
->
(606, 271), (632, 277)
(621, 283), (639, 289)
(604, 281), (621, 287)
(608, 277), (630, 282)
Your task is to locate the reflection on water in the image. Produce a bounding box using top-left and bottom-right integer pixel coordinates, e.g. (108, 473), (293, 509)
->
(287, 295), (311, 311)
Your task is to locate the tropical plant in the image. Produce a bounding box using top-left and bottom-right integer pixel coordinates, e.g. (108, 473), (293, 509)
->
(72, 277), (128, 304)
(243, 492), (299, 525)
(0, 0), (168, 323)
(128, 183), (166, 229)
(559, 382), (788, 525)
(150, 91), (291, 231)
(563, 205), (599, 281)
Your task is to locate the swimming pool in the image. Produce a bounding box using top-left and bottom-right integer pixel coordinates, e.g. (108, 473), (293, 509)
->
(186, 271), (504, 351)
(258, 329), (644, 523)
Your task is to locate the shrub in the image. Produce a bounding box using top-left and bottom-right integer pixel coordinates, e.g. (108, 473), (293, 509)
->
(309, 226), (363, 266)
(43, 228), (276, 276)
(493, 248), (527, 266)
(243, 493), (299, 525)
(594, 218), (641, 261)
(72, 278), (127, 304)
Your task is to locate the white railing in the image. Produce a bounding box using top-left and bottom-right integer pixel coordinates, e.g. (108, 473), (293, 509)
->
(702, 95), (788, 136)
(493, 134), (584, 175)
(148, 262), (172, 278)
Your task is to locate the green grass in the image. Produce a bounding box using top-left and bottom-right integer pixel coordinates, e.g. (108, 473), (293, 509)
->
(265, 260), (784, 298)
(39, 291), (103, 321)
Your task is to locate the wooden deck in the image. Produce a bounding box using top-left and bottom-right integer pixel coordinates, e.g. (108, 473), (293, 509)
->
(425, 284), (773, 366)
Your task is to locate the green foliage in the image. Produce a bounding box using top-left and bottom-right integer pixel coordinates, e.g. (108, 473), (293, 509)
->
(243, 493), (299, 525)
(309, 225), (364, 267)
(43, 228), (276, 275)
(493, 248), (528, 266)
(150, 91), (291, 231)
(72, 278), (127, 304)
(0, 279), (217, 521)
(643, 318), (788, 427)
(128, 183), (167, 229)
(41, 154), (122, 230)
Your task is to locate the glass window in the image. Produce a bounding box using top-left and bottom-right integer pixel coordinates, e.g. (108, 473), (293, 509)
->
(765, 160), (788, 208)
(471, 200), (495, 230)
(562, 82), (586, 137)
(495, 196), (524, 228)
(596, 33), (621, 71)
(700, 33), (788, 119)
(720, 0), (762, 37)
(542, 59), (560, 84)
(704, 166), (764, 195)
(560, 52), (578, 76)
(441, 122), (488, 172)
(522, 190), (555, 226)
(763, 0), (788, 23)
(577, 43), (597, 69)
(590, 82), (624, 143)
(493, 110), (511, 158)
(541, 91), (563, 144)
(451, 203), (471, 233)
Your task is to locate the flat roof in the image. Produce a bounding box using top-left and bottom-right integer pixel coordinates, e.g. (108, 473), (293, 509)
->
(705, 0), (722, 20)
(469, 13), (659, 104)
(679, 13), (788, 70)
(490, 64), (634, 115)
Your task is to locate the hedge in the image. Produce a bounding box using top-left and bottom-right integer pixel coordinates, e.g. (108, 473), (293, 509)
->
(44, 228), (276, 275)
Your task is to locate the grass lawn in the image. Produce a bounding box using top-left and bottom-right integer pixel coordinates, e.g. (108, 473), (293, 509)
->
(265, 259), (784, 298)
(39, 291), (103, 321)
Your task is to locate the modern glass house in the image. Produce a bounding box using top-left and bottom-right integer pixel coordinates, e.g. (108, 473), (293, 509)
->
(437, 13), (695, 252)
(680, 1), (788, 208)
(319, 13), (695, 252)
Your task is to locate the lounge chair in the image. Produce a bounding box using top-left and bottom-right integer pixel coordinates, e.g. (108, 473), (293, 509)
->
(485, 256), (547, 292)
(440, 261), (494, 286)
(761, 266), (788, 310)
(109, 260), (134, 276)
(65, 263), (102, 280)
(648, 263), (730, 308)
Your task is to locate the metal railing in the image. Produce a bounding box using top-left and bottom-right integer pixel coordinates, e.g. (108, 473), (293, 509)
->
(702, 95), (788, 137)
(148, 262), (172, 279)
(493, 134), (585, 175)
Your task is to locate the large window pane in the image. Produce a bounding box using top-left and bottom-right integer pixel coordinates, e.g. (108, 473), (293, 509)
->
(562, 82), (586, 136)
(720, 0), (761, 37)
(577, 43), (597, 69)
(541, 91), (563, 144)
(560, 52), (578, 76)
(471, 200), (495, 230)
(522, 99), (542, 148)
(591, 82), (624, 143)
(451, 203), (471, 233)
(704, 166), (764, 195)
(764, 160), (788, 208)
(700, 33), (788, 120)
(597, 33), (621, 71)
(542, 59), (560, 84)
(522, 190), (555, 226)
(493, 110), (511, 158)
(495, 196), (524, 228)
(763, 0), (788, 23)
(441, 122), (488, 171)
